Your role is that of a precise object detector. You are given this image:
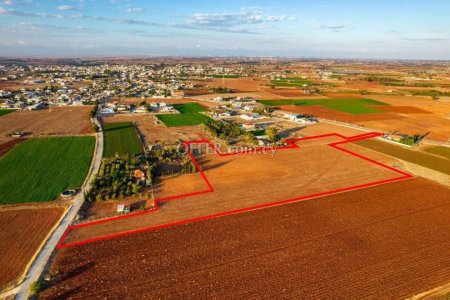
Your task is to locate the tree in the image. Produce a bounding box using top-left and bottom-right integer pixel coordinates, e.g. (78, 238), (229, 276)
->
(266, 127), (278, 142)
(132, 183), (140, 194)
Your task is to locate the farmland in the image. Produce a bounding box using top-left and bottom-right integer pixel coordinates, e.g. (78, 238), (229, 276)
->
(270, 77), (310, 87)
(0, 206), (64, 288)
(0, 109), (16, 116)
(0, 138), (26, 157)
(41, 178), (450, 299)
(102, 122), (143, 157)
(0, 106), (93, 139)
(212, 74), (239, 78)
(157, 102), (211, 127)
(102, 114), (211, 145)
(0, 136), (95, 204)
(422, 146), (450, 159)
(354, 139), (450, 175)
(258, 98), (388, 114)
(62, 134), (409, 246)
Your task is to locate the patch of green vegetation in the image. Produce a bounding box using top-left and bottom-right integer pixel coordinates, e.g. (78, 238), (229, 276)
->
(422, 146), (450, 159)
(270, 77), (310, 87)
(204, 119), (245, 139)
(212, 86), (235, 93)
(157, 113), (211, 127)
(157, 102), (211, 127)
(212, 74), (239, 78)
(103, 122), (143, 157)
(30, 280), (44, 295)
(399, 134), (422, 146)
(257, 98), (388, 114)
(407, 90), (450, 98)
(249, 129), (266, 136)
(367, 75), (438, 88)
(355, 139), (450, 175)
(173, 103), (207, 113)
(0, 136), (95, 204)
(0, 109), (17, 116)
(88, 156), (155, 201)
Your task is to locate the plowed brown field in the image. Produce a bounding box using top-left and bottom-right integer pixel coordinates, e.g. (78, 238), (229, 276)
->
(0, 138), (26, 157)
(63, 135), (404, 246)
(0, 207), (64, 288)
(40, 178), (450, 299)
(0, 106), (93, 138)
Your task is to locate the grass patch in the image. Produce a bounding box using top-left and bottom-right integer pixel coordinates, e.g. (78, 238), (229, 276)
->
(212, 74), (239, 78)
(422, 146), (450, 159)
(0, 109), (17, 116)
(0, 137), (95, 204)
(103, 122), (143, 157)
(173, 103), (207, 113)
(257, 98), (388, 114)
(355, 139), (450, 175)
(270, 77), (310, 87)
(157, 113), (211, 127)
(157, 102), (211, 127)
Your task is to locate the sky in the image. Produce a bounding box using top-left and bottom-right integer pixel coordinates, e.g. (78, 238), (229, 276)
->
(0, 0), (449, 59)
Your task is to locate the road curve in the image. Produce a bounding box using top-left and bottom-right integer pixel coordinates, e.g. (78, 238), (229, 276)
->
(11, 116), (103, 300)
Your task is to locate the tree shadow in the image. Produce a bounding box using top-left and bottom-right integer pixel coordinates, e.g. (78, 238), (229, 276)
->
(278, 126), (306, 138)
(48, 261), (95, 287)
(130, 199), (147, 211)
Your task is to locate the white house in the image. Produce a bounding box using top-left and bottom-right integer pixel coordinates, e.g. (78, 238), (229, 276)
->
(99, 107), (115, 115)
(135, 106), (147, 113)
(149, 102), (159, 110)
(240, 113), (260, 120)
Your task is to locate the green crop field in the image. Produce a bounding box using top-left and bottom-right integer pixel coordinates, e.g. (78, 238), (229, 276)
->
(270, 77), (310, 87)
(0, 136), (95, 204)
(355, 139), (450, 175)
(0, 109), (17, 116)
(157, 113), (211, 127)
(157, 103), (211, 127)
(173, 103), (207, 113)
(103, 122), (143, 157)
(257, 98), (388, 114)
(422, 146), (450, 160)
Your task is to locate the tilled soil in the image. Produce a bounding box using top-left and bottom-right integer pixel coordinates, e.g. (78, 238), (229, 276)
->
(64, 136), (401, 245)
(40, 178), (450, 299)
(0, 207), (64, 288)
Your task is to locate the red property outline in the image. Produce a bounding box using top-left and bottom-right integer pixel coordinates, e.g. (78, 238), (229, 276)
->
(57, 132), (413, 249)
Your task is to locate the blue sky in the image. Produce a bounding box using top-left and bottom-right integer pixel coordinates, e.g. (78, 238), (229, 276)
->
(0, 0), (449, 59)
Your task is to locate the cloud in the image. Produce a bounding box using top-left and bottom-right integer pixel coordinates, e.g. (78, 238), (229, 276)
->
(184, 8), (295, 33)
(57, 5), (80, 11)
(402, 37), (448, 42)
(0, 39), (28, 46)
(319, 24), (346, 31)
(0, 22), (102, 33)
(0, 6), (295, 35)
(1, 0), (33, 6)
(126, 7), (144, 13)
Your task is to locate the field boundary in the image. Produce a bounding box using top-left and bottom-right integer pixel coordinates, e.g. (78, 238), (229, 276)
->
(57, 131), (413, 249)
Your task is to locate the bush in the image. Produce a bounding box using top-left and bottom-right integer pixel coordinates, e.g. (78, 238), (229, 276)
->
(266, 127), (278, 142)
(399, 134), (422, 146)
(30, 280), (43, 295)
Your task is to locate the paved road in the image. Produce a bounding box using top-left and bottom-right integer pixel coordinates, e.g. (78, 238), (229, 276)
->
(8, 117), (103, 300)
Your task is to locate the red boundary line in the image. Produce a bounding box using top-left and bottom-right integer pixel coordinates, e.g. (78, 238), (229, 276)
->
(57, 132), (413, 249)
